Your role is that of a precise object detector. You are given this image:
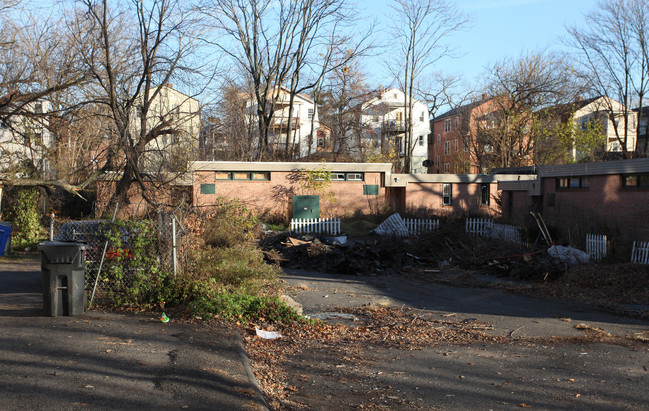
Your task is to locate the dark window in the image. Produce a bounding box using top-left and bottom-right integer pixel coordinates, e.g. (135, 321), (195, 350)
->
(363, 184), (379, 195)
(444, 119), (451, 133)
(442, 183), (452, 205)
(200, 184), (215, 194)
(480, 184), (490, 206)
(623, 173), (649, 187)
(557, 176), (589, 189)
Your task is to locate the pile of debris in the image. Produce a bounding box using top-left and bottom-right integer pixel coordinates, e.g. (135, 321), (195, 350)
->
(259, 232), (424, 275)
(259, 213), (596, 282)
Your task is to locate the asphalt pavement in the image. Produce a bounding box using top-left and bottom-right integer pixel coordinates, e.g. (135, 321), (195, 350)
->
(0, 256), (266, 410)
(279, 268), (649, 409)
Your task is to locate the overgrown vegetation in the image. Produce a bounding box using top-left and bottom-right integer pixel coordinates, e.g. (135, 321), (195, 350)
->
(97, 198), (302, 326)
(4, 188), (43, 250)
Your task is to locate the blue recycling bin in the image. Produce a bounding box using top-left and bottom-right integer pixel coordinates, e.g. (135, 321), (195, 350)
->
(0, 222), (12, 257)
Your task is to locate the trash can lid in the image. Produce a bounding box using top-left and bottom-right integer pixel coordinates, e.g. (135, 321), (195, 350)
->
(38, 241), (88, 251)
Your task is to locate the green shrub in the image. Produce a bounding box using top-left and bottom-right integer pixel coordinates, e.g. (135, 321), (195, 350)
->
(186, 243), (280, 294)
(187, 283), (302, 325)
(8, 188), (42, 249)
(101, 219), (169, 307)
(202, 197), (261, 248)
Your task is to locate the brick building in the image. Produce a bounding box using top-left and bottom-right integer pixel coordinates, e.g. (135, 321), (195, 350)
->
(498, 158), (649, 242)
(428, 94), (503, 175)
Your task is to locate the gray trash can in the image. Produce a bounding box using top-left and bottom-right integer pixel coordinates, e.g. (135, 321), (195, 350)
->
(38, 241), (88, 316)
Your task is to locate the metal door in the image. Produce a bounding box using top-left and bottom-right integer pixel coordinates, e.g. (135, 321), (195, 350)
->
(292, 195), (320, 219)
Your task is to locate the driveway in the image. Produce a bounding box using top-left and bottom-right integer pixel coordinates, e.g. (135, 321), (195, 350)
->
(0, 256), (265, 410)
(267, 268), (649, 410)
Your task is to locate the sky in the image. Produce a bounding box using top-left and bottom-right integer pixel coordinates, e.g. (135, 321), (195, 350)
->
(359, 0), (598, 87)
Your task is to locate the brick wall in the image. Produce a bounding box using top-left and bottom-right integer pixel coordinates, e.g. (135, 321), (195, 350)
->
(193, 170), (386, 220)
(540, 174), (649, 240)
(404, 182), (500, 217)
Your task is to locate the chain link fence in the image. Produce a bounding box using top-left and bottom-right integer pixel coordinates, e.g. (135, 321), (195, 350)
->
(49, 212), (189, 307)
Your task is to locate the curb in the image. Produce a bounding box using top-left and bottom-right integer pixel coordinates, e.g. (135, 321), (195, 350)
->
(235, 332), (270, 411)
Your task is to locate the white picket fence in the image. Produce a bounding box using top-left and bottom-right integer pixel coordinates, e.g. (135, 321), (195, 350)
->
(404, 218), (439, 235)
(586, 233), (607, 261)
(490, 223), (524, 246)
(466, 218), (523, 246)
(465, 218), (494, 237)
(290, 218), (341, 235)
(631, 241), (649, 264)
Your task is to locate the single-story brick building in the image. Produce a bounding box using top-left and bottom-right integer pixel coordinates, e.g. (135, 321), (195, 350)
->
(498, 158), (649, 241)
(190, 161), (529, 220)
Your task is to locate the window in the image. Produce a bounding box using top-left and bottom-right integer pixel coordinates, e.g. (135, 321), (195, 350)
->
(464, 140), (469, 152)
(437, 134), (441, 146)
(331, 172), (364, 181)
(556, 176), (589, 189)
(418, 135), (424, 146)
(420, 111), (425, 122)
(455, 116), (459, 130)
(481, 184), (490, 206)
(436, 155), (440, 168)
(34, 103), (43, 114)
(363, 184), (379, 195)
(454, 139), (458, 152)
(444, 118), (451, 133)
(444, 141), (451, 155)
(233, 172), (250, 180)
(442, 183), (452, 205)
(443, 163), (450, 173)
(215, 171), (232, 180)
(200, 183), (215, 194)
(454, 162), (458, 173)
(396, 111), (403, 121)
(622, 173), (649, 188)
(317, 137), (325, 147)
(308, 108), (314, 120)
(251, 172), (270, 181)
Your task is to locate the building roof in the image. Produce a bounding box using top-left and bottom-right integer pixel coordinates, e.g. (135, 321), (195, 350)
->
(536, 96), (602, 120)
(432, 95), (491, 122)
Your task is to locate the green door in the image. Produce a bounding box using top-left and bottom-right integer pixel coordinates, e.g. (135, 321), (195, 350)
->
(292, 195), (320, 219)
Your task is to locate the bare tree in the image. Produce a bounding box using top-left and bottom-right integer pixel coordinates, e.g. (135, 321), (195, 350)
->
(0, 2), (90, 198)
(319, 50), (374, 161)
(201, 0), (371, 161)
(388, 0), (470, 173)
(73, 0), (207, 210)
(475, 51), (592, 170)
(566, 0), (649, 158)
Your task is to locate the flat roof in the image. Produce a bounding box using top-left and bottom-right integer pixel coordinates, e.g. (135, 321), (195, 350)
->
(190, 161), (394, 173)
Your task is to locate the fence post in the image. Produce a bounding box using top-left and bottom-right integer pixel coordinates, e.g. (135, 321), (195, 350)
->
(172, 215), (177, 278)
(49, 213), (55, 241)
